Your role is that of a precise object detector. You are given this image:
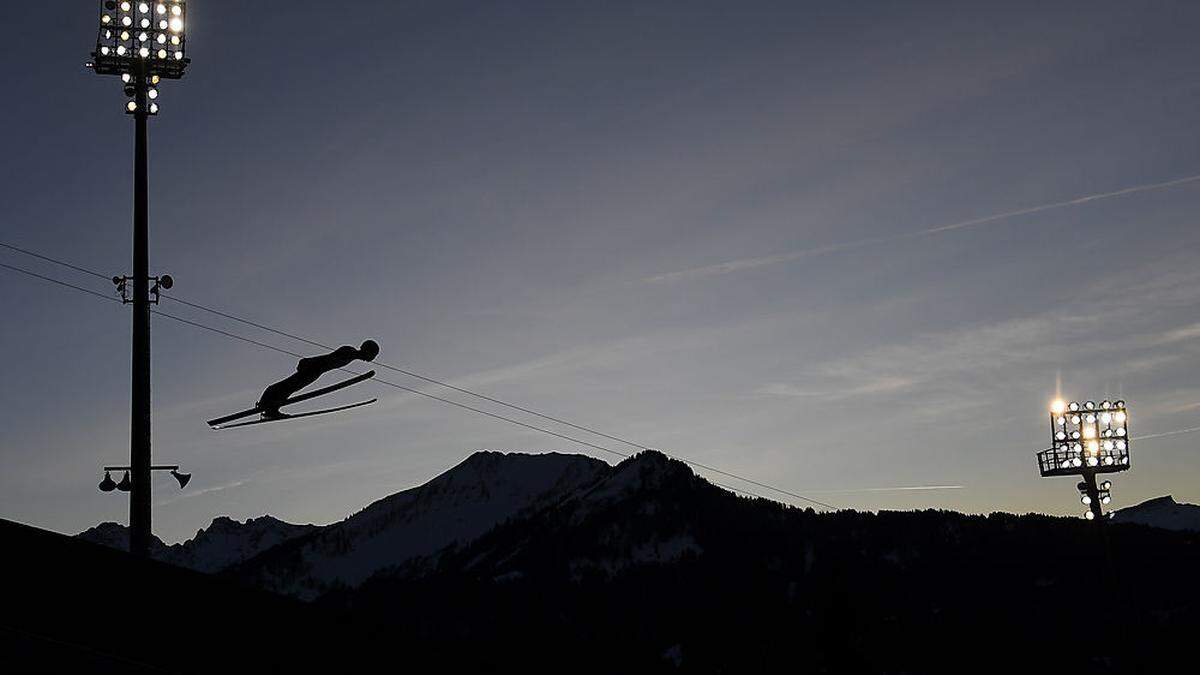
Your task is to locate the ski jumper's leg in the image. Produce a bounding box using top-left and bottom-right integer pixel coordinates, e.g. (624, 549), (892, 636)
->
(258, 369), (322, 415)
(256, 347), (363, 416)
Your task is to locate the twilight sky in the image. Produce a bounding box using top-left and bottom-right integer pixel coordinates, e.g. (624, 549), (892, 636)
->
(3, 0), (1200, 543)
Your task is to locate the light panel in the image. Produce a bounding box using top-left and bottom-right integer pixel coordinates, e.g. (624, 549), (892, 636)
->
(1046, 399), (1130, 472)
(91, 0), (189, 102)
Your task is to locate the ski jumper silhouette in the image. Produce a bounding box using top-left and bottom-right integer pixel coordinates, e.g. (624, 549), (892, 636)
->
(257, 340), (380, 418)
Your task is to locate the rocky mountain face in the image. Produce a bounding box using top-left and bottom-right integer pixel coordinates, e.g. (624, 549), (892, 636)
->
(78, 515), (316, 572)
(1112, 495), (1200, 532)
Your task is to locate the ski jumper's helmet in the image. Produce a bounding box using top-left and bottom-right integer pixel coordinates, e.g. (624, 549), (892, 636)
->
(360, 340), (380, 361)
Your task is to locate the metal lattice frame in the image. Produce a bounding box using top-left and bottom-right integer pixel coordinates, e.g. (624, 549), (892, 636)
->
(1040, 399), (1131, 478)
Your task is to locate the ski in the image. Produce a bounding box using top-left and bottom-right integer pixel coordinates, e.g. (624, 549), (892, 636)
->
(206, 370), (377, 428)
(213, 399), (378, 430)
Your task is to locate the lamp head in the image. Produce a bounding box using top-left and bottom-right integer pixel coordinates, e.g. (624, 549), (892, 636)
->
(170, 469), (191, 489)
(116, 471), (132, 492)
(98, 471), (117, 492)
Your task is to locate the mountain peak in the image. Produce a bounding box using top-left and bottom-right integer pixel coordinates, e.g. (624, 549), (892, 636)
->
(77, 515), (315, 573)
(1112, 495), (1200, 532)
(78, 522), (170, 557)
(609, 449), (697, 488)
(238, 450), (612, 598)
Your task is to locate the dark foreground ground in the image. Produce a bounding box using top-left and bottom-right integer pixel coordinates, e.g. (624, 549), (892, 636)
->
(5, 498), (1198, 674)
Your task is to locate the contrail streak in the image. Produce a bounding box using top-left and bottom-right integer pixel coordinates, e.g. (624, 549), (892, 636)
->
(1133, 426), (1200, 442)
(645, 173), (1200, 284)
(807, 484), (964, 494)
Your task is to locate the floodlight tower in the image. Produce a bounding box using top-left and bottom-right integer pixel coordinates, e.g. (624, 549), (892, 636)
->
(1036, 399), (1131, 521)
(86, 0), (190, 557)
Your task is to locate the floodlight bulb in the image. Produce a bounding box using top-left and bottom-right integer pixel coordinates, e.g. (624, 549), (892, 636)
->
(1104, 456), (1114, 465)
(1087, 456), (1099, 466)
(1069, 402), (1080, 412)
(174, 50), (184, 60)
(101, 46), (111, 55)
(1073, 457), (1083, 467)
(151, 74), (160, 84)
(1070, 415), (1080, 425)
(1116, 428), (1125, 437)
(116, 45), (127, 55)
(1115, 412), (1126, 424)
(1051, 400), (1066, 414)
(126, 101), (137, 111)
(139, 47), (149, 58)
(1060, 460), (1071, 469)
(157, 33), (166, 43)
(102, 15), (112, 24)
(138, 31), (147, 42)
(1116, 440), (1126, 451)
(169, 17), (183, 32)
(159, 19), (169, 29)
(1085, 401), (1095, 410)
(1101, 481), (1111, 490)
(1083, 426), (1096, 439)
(120, 30), (130, 40)
(122, 73), (131, 83)
(170, 35), (180, 45)
(1081, 495), (1092, 505)
(157, 48), (167, 58)
(148, 88), (158, 99)
(1071, 431), (1080, 440)
(120, 1), (131, 11)
(141, 18), (150, 28)
(1088, 440), (1099, 453)
(149, 103), (159, 113)
(171, 4), (182, 16)
(1102, 440), (1113, 451)
(1115, 400), (1126, 409)
(122, 16), (132, 26)
(1100, 412), (1112, 424)
(139, 2), (149, 12)
(1085, 511), (1095, 520)
(1056, 432), (1066, 441)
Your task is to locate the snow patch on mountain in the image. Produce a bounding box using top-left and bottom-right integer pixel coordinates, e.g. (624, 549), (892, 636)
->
(1112, 496), (1200, 532)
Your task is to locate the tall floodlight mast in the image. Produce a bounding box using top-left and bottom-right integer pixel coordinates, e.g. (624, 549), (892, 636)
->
(1036, 399), (1131, 521)
(86, 0), (190, 557)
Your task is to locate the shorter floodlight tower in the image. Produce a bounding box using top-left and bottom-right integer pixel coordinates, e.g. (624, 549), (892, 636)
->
(1036, 399), (1131, 521)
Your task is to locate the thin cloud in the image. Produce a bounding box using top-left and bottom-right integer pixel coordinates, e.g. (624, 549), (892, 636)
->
(157, 479), (248, 505)
(645, 173), (1200, 284)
